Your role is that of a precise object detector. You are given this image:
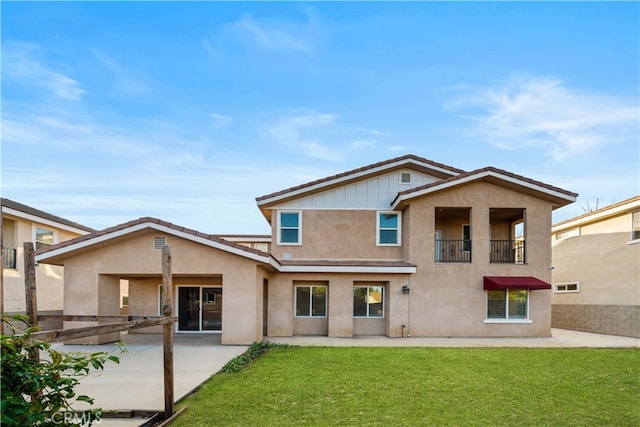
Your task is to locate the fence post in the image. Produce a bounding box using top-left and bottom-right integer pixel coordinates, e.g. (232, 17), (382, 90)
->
(162, 245), (174, 419)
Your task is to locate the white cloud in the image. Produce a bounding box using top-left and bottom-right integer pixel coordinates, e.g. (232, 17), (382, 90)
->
(209, 112), (232, 129)
(444, 74), (639, 161)
(265, 110), (385, 161)
(235, 13), (313, 54)
(3, 41), (86, 100)
(90, 48), (150, 96)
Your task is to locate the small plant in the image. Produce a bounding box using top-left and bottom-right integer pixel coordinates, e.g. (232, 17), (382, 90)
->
(221, 341), (291, 373)
(1, 315), (125, 426)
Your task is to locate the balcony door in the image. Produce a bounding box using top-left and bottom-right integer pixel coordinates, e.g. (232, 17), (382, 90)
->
(177, 286), (222, 332)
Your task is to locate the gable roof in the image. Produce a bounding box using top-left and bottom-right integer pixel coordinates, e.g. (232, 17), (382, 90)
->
(391, 166), (578, 209)
(35, 217), (271, 265)
(552, 195), (640, 232)
(256, 154), (464, 208)
(1, 198), (95, 234)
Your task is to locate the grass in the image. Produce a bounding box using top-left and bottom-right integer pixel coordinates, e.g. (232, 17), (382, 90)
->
(172, 347), (639, 426)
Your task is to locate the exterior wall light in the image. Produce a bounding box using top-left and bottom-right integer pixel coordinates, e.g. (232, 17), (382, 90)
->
(402, 285), (410, 294)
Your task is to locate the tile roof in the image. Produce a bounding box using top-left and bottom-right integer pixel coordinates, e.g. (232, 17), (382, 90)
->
(393, 166), (578, 205)
(35, 216), (269, 259)
(552, 194), (640, 228)
(1, 198), (96, 233)
(256, 154), (464, 203)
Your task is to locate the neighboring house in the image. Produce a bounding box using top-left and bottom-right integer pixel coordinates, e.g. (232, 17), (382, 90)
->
(1, 198), (94, 321)
(551, 196), (640, 338)
(35, 155), (577, 345)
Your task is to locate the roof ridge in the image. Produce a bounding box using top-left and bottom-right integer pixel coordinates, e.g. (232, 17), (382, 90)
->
(255, 154), (464, 203)
(35, 217), (270, 259)
(397, 166), (578, 198)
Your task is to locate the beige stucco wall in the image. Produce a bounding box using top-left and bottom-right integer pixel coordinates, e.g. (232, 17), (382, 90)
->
(267, 273), (410, 338)
(552, 213), (640, 306)
(401, 181), (555, 337)
(265, 181), (556, 338)
(51, 229), (267, 345)
(2, 215), (83, 313)
(270, 210), (403, 260)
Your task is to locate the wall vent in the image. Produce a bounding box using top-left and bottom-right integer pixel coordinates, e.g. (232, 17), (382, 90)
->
(153, 236), (167, 250)
(400, 172), (411, 184)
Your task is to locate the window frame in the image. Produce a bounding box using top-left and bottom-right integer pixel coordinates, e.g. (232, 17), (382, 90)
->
(277, 210), (302, 245)
(462, 224), (471, 252)
(400, 172), (411, 185)
(353, 286), (385, 318)
(553, 282), (580, 293)
(294, 285), (327, 318)
(484, 289), (532, 324)
(631, 211), (640, 242)
(377, 211), (401, 246)
(33, 226), (56, 250)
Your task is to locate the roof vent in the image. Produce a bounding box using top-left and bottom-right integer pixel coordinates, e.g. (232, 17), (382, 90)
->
(153, 236), (167, 250)
(400, 172), (411, 184)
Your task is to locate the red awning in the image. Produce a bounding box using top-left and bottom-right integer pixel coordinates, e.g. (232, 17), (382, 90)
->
(483, 276), (551, 291)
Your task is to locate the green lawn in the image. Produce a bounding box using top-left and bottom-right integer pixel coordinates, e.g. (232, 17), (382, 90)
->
(173, 347), (639, 426)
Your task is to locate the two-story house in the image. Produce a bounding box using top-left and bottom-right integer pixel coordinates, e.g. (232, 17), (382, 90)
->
(2, 198), (94, 326)
(35, 155), (576, 344)
(551, 196), (640, 338)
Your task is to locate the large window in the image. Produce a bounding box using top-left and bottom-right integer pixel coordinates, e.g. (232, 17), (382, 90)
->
(632, 211), (640, 241)
(486, 289), (528, 321)
(377, 212), (401, 245)
(35, 227), (54, 250)
(278, 211), (301, 244)
(295, 285), (327, 317)
(353, 286), (384, 318)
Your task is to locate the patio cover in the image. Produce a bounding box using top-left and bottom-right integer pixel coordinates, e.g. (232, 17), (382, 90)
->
(483, 276), (551, 291)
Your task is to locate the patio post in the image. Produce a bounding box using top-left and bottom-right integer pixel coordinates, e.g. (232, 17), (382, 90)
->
(162, 245), (174, 419)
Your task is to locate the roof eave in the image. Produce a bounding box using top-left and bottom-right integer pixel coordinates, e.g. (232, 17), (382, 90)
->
(392, 170), (577, 209)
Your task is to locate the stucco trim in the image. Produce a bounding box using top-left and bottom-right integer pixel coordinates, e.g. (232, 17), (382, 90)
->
(35, 221), (271, 264)
(276, 265), (417, 273)
(268, 257), (417, 273)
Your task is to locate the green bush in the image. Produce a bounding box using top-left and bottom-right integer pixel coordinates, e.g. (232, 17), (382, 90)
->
(1, 315), (124, 426)
(221, 341), (291, 373)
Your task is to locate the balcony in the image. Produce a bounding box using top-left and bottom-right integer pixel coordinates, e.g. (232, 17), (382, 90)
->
(2, 247), (17, 269)
(490, 240), (525, 264)
(435, 239), (472, 263)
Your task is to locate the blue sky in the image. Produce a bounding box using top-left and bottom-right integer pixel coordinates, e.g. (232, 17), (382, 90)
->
(2, 1), (638, 234)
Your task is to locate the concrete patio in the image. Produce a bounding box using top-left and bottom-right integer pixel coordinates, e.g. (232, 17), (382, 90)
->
(52, 329), (638, 426)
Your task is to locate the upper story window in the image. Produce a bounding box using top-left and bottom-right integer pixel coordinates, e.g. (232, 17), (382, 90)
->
(400, 172), (411, 185)
(632, 211), (640, 241)
(35, 227), (55, 250)
(377, 212), (401, 246)
(555, 227), (579, 241)
(278, 211), (301, 245)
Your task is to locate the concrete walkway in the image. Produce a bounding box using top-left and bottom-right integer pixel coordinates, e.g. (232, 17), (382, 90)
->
(52, 329), (637, 426)
(51, 333), (247, 426)
(266, 328), (640, 348)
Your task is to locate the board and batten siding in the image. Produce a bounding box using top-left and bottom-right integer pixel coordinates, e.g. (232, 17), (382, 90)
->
(275, 170), (439, 210)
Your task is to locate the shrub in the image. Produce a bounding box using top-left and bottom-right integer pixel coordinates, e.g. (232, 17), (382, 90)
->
(1, 315), (124, 426)
(221, 341), (291, 373)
